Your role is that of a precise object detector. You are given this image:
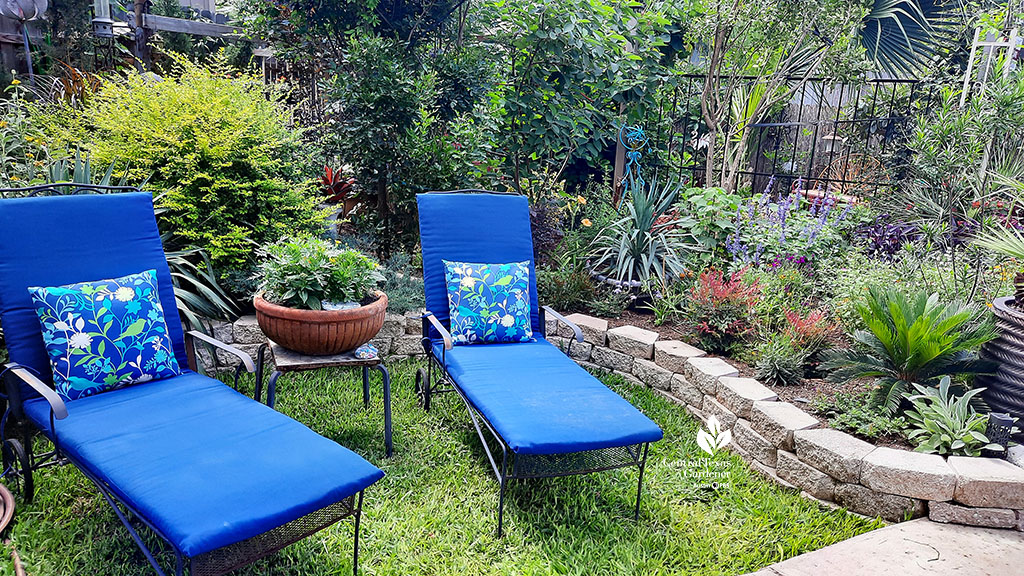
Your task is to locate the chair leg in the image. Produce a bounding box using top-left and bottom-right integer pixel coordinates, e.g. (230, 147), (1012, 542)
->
(424, 362), (433, 412)
(635, 443), (650, 521)
(497, 451), (509, 538)
(267, 371), (282, 409)
(353, 491), (365, 576)
(174, 551), (184, 576)
(254, 344), (268, 403)
(374, 365), (393, 457)
(95, 483), (168, 576)
(362, 367), (370, 408)
(21, 425), (35, 503)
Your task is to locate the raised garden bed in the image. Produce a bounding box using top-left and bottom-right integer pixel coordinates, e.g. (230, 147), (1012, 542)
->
(546, 311), (1024, 530)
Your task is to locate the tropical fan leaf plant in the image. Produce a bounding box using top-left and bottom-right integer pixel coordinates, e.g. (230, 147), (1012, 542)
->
(591, 176), (694, 286)
(974, 226), (1024, 261)
(823, 286), (996, 415)
(860, 0), (958, 77)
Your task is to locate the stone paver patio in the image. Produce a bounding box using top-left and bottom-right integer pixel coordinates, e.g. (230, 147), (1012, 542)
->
(746, 518), (1024, 576)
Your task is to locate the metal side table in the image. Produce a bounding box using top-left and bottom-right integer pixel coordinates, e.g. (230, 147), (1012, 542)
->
(255, 340), (393, 457)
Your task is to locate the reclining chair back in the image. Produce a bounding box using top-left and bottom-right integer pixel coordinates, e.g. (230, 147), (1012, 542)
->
(416, 191), (542, 341)
(0, 192), (187, 398)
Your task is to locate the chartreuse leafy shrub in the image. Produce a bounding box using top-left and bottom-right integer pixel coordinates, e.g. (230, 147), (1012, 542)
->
(256, 236), (383, 311)
(823, 287), (996, 415)
(34, 55), (325, 289)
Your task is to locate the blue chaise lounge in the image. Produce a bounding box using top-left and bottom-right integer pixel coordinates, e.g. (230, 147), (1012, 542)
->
(414, 190), (663, 535)
(0, 187), (384, 575)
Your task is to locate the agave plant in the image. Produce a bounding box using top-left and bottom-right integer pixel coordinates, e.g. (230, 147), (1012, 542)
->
(823, 286), (996, 415)
(165, 242), (241, 329)
(47, 149), (129, 186)
(904, 376), (1007, 457)
(591, 176), (693, 286)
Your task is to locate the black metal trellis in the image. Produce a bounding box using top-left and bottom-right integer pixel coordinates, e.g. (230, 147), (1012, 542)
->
(643, 74), (951, 197)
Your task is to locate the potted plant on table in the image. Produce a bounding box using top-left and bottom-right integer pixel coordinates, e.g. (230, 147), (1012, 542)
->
(253, 235), (387, 355)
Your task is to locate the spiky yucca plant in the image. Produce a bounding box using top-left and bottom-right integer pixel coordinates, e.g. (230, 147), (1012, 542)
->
(591, 176), (693, 285)
(823, 287), (996, 415)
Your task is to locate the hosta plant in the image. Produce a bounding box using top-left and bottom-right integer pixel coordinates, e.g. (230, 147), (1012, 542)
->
(823, 287), (996, 415)
(905, 377), (1006, 457)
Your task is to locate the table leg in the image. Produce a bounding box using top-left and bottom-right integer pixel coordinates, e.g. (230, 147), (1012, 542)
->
(267, 370), (281, 409)
(254, 344), (269, 404)
(362, 366), (370, 409)
(373, 364), (393, 457)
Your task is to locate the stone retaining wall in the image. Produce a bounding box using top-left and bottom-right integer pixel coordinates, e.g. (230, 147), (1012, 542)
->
(544, 312), (1024, 530)
(198, 310), (1024, 530)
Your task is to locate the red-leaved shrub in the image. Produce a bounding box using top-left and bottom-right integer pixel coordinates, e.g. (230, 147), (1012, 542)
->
(683, 268), (761, 353)
(783, 308), (836, 353)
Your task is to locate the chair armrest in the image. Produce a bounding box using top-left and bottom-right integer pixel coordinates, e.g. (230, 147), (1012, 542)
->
(424, 312), (453, 351)
(542, 306), (583, 343)
(5, 363), (68, 420)
(186, 330), (256, 373)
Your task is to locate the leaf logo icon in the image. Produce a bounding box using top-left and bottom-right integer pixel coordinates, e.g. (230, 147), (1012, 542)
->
(697, 415), (731, 456)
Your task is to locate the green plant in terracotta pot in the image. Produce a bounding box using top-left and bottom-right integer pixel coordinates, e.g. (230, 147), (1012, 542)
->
(253, 235), (387, 355)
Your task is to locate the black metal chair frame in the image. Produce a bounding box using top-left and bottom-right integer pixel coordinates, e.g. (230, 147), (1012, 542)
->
(0, 184), (367, 575)
(414, 307), (651, 537)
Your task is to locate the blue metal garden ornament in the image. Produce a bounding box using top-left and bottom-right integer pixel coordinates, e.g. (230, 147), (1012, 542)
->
(617, 124), (650, 209)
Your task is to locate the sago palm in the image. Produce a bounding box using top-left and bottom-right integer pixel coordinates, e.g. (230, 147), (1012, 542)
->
(823, 286), (996, 415)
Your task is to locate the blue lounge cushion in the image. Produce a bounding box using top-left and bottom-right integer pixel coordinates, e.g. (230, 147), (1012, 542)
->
(433, 337), (663, 454)
(24, 371), (384, 557)
(417, 193), (541, 341)
(0, 193), (188, 399)
(28, 269), (181, 402)
(443, 260), (533, 345)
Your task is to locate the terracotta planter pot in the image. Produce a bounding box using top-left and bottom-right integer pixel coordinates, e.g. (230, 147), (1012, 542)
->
(253, 291), (388, 355)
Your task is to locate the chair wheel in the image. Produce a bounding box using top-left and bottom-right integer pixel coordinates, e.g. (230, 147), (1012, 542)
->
(414, 368), (430, 411)
(2, 438), (33, 503)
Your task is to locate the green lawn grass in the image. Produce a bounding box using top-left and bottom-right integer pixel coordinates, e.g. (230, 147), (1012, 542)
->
(1, 359), (881, 575)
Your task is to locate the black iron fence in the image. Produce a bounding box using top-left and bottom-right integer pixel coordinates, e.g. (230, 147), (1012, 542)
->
(640, 74), (952, 197)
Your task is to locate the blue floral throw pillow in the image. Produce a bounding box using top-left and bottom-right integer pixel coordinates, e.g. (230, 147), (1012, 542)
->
(29, 269), (181, 402)
(443, 260), (533, 345)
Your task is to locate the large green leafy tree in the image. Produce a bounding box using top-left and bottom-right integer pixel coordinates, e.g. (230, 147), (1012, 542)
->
(486, 0), (690, 194)
(241, 0), (465, 64)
